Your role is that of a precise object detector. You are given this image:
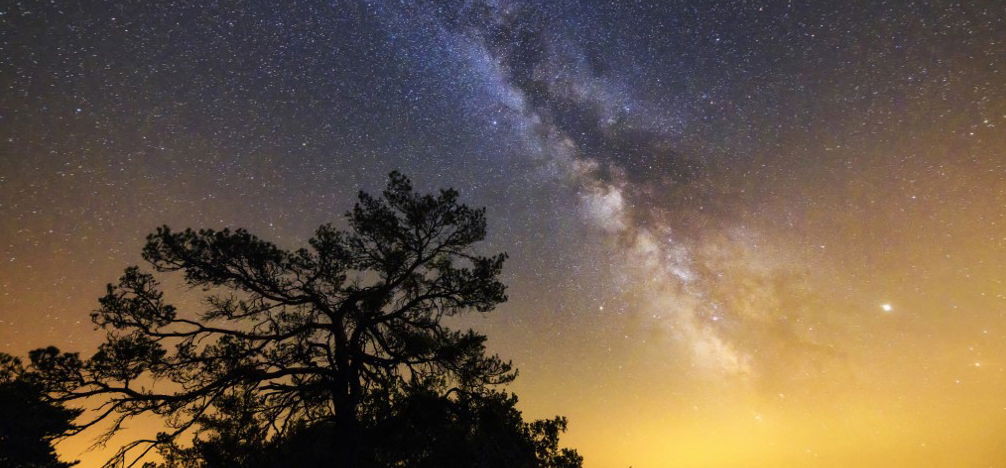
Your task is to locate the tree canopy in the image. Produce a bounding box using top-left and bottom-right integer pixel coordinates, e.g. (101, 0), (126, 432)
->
(0, 352), (81, 468)
(26, 172), (581, 467)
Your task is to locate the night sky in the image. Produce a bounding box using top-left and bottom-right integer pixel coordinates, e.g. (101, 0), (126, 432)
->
(3, 1), (1006, 466)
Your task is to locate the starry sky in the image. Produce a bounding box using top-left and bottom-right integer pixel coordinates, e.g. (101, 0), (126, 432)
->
(3, 1), (1006, 466)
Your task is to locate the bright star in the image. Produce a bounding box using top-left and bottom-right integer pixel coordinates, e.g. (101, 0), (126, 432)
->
(881, 303), (893, 312)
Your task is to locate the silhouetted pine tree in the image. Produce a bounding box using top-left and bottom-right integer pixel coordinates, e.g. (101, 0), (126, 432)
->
(29, 172), (581, 467)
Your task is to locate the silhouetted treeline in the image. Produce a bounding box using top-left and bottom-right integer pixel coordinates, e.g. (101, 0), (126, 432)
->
(152, 382), (580, 468)
(0, 353), (80, 468)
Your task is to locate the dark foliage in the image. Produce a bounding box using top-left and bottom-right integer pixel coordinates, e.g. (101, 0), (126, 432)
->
(360, 383), (583, 468)
(152, 382), (582, 468)
(28, 172), (580, 467)
(0, 353), (81, 468)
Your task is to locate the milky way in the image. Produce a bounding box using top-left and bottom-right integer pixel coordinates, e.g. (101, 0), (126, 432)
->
(386, 1), (792, 377)
(3, 1), (1006, 466)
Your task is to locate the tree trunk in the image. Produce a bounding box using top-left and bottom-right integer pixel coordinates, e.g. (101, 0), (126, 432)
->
(332, 308), (361, 467)
(334, 397), (361, 467)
